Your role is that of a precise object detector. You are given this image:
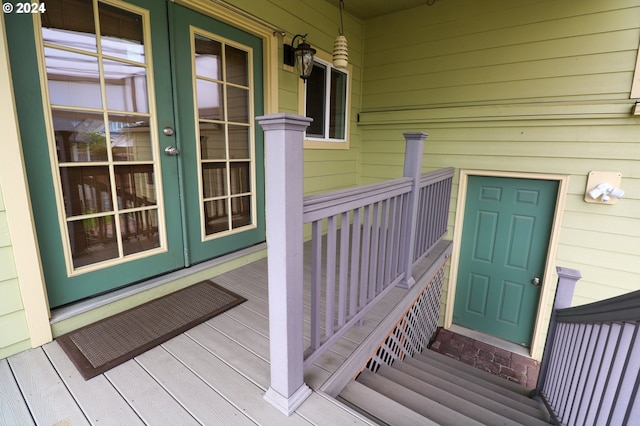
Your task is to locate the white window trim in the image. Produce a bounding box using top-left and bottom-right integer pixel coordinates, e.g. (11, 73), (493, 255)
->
(298, 49), (352, 149)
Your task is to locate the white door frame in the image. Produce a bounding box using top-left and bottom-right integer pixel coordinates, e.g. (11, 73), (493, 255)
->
(445, 169), (569, 360)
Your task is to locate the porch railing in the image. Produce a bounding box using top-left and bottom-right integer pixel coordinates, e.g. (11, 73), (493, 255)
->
(536, 268), (640, 425)
(257, 114), (453, 415)
(302, 167), (453, 368)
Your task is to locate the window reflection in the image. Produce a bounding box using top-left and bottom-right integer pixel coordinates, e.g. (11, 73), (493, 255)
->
(41, 0), (96, 52)
(53, 110), (108, 162)
(69, 216), (119, 268)
(60, 166), (113, 217)
(45, 47), (103, 109)
(41, 0), (161, 270)
(121, 210), (160, 256)
(109, 115), (152, 161)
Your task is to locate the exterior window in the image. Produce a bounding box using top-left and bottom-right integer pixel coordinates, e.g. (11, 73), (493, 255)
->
(305, 59), (348, 142)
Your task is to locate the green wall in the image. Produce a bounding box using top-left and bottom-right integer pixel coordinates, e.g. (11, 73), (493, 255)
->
(359, 0), (640, 307)
(227, 0), (365, 195)
(0, 183), (31, 358)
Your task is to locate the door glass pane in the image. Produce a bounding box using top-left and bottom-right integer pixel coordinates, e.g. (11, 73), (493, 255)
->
(41, 0), (161, 271)
(228, 125), (250, 159)
(45, 47), (103, 109)
(115, 165), (156, 208)
(68, 215), (119, 268)
(104, 59), (149, 112)
(99, 2), (145, 63)
(229, 162), (250, 195)
(41, 0), (97, 53)
(121, 210), (160, 255)
(227, 86), (249, 123)
(204, 200), (229, 234)
(231, 196), (251, 229)
(194, 36), (222, 80)
(109, 115), (152, 161)
(196, 80), (223, 120)
(53, 110), (108, 163)
(225, 45), (248, 86)
(202, 163), (228, 198)
(193, 30), (255, 238)
(60, 166), (113, 216)
(200, 123), (226, 160)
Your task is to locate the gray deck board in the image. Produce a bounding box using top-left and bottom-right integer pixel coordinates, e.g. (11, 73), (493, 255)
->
(43, 342), (144, 425)
(0, 252), (416, 425)
(0, 359), (34, 426)
(9, 348), (89, 425)
(105, 359), (201, 426)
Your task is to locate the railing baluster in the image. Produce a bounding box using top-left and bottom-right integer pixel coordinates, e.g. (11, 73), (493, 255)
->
(585, 323), (620, 425)
(576, 323), (609, 426)
(359, 204), (372, 309)
(338, 211), (350, 327)
(608, 323), (640, 425)
(376, 199), (389, 292)
(384, 196), (398, 286)
(597, 322), (635, 424)
(368, 202), (380, 301)
(349, 208), (361, 318)
(325, 215), (338, 338)
(567, 323), (594, 425)
(310, 220), (323, 351)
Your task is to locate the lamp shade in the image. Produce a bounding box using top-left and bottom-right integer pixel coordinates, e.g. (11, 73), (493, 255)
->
(294, 40), (316, 80)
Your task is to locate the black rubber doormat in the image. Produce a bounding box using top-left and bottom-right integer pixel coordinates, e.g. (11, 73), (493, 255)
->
(57, 280), (246, 380)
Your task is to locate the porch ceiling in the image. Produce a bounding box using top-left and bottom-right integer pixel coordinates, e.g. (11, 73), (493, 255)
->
(323, 0), (434, 20)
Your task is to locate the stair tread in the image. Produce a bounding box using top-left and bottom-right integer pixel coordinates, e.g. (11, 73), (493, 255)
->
(406, 355), (545, 411)
(339, 380), (438, 425)
(390, 362), (550, 425)
(356, 369), (485, 426)
(419, 349), (533, 395)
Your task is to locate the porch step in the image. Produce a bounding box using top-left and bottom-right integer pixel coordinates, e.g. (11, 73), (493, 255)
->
(339, 350), (551, 425)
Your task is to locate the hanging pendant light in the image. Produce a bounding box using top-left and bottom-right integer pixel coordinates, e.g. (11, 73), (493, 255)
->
(332, 0), (348, 69)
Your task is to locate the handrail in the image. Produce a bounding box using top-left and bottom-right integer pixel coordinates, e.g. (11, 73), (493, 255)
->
(303, 177), (413, 222)
(555, 290), (640, 324)
(537, 268), (640, 425)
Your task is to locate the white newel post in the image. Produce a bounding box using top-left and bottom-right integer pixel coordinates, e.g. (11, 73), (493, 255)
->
(257, 114), (313, 416)
(400, 132), (427, 288)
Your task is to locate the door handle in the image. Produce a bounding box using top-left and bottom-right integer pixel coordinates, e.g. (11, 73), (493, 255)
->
(164, 146), (179, 156)
(531, 277), (541, 286)
(163, 127), (175, 136)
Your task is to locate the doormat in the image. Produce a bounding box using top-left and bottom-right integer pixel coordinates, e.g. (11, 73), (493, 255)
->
(57, 280), (246, 380)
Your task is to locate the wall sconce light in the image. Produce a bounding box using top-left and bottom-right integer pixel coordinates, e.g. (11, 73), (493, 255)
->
(283, 34), (316, 80)
(584, 171), (624, 204)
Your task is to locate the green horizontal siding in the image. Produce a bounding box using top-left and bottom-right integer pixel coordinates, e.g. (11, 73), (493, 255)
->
(360, 0), (640, 308)
(227, 0), (365, 195)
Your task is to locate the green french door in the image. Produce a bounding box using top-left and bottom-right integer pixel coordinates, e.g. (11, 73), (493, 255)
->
(6, 0), (264, 307)
(453, 176), (557, 346)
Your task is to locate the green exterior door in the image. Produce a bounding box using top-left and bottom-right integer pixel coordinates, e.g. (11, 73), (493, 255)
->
(6, 0), (264, 307)
(453, 176), (558, 346)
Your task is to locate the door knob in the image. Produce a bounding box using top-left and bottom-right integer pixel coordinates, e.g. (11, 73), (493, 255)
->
(163, 127), (175, 136)
(164, 146), (179, 156)
(531, 277), (541, 286)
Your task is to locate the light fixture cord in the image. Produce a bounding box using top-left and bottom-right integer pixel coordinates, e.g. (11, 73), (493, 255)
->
(339, 0), (345, 36)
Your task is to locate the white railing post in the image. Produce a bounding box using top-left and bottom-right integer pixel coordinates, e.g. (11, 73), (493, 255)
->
(400, 132), (427, 288)
(257, 113), (313, 416)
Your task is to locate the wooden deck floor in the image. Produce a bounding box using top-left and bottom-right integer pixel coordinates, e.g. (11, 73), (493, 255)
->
(1, 256), (409, 425)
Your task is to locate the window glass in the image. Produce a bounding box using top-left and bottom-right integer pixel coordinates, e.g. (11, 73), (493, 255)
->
(304, 60), (348, 142)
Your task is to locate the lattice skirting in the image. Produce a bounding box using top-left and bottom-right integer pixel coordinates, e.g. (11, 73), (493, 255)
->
(364, 262), (447, 373)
